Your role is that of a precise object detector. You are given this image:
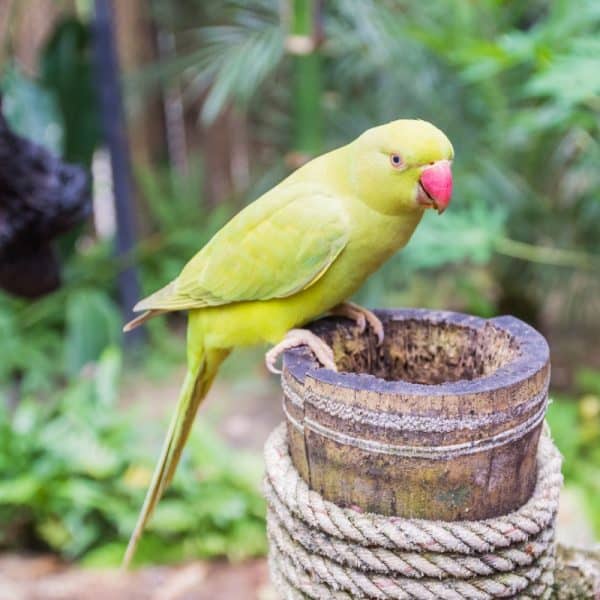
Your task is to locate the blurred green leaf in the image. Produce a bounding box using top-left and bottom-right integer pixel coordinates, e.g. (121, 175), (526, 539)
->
(0, 347), (266, 563)
(0, 476), (40, 505)
(64, 290), (121, 376)
(548, 394), (600, 536)
(147, 500), (197, 534)
(79, 541), (128, 568)
(547, 399), (581, 475)
(525, 38), (600, 108)
(94, 347), (122, 408)
(1, 65), (64, 154)
(40, 17), (99, 165)
(37, 517), (72, 550)
(575, 368), (600, 396)
(401, 205), (505, 272)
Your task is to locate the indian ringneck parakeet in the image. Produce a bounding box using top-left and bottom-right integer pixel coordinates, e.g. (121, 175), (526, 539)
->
(122, 119), (453, 566)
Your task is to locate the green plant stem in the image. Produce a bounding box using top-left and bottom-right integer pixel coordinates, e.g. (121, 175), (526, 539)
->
(494, 236), (598, 270)
(290, 0), (322, 156)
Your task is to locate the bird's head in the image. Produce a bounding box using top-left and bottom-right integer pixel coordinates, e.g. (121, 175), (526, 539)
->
(350, 119), (454, 216)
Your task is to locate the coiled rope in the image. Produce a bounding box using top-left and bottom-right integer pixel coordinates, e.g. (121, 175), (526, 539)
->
(264, 423), (563, 599)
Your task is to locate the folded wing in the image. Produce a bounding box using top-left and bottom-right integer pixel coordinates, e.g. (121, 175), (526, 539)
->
(134, 187), (350, 312)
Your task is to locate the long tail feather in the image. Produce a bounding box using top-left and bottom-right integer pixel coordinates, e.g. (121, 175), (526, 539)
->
(122, 346), (229, 568)
(123, 309), (166, 332)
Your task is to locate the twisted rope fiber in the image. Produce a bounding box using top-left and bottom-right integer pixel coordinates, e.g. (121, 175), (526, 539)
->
(269, 553), (555, 600)
(265, 478), (555, 579)
(268, 516), (555, 599)
(264, 423), (562, 599)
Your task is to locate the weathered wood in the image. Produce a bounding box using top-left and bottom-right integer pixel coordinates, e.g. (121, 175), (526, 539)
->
(281, 309), (550, 521)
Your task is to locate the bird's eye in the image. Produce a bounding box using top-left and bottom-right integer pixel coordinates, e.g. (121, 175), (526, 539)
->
(390, 154), (403, 169)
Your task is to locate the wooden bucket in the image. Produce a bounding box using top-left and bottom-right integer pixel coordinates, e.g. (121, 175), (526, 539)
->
(281, 309), (550, 521)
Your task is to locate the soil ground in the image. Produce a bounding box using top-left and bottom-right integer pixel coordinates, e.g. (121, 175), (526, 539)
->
(0, 554), (273, 600)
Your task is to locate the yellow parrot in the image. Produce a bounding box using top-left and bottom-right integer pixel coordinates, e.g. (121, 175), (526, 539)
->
(122, 119), (454, 566)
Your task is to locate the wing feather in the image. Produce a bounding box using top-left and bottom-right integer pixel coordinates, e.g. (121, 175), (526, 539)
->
(134, 187), (349, 312)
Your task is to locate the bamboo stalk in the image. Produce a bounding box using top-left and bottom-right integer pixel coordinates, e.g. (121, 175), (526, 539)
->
(288, 0), (322, 159)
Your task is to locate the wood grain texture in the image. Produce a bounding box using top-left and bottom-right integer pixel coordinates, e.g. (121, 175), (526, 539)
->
(281, 309), (550, 520)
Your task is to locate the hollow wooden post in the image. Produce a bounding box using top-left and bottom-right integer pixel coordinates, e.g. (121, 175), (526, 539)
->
(281, 309), (550, 521)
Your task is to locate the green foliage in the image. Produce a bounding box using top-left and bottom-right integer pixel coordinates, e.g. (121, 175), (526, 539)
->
(134, 158), (234, 303)
(40, 16), (100, 166)
(1, 16), (99, 168)
(547, 374), (600, 537)
(64, 290), (122, 376)
(0, 349), (266, 565)
(152, 0), (284, 125)
(400, 205), (506, 273)
(0, 240), (119, 396)
(1, 65), (64, 155)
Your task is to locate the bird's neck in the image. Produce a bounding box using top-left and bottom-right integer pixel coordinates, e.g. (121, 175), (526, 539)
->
(291, 144), (355, 195)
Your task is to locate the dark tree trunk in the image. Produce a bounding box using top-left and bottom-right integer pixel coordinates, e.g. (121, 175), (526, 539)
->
(92, 0), (144, 345)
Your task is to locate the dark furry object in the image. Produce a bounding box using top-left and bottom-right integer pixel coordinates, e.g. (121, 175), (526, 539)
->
(0, 99), (91, 298)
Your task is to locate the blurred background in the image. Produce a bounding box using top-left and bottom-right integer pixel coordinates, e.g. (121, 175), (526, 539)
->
(0, 0), (598, 598)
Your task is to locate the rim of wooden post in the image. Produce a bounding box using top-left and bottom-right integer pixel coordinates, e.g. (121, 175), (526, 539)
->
(280, 308), (551, 520)
(284, 308), (549, 397)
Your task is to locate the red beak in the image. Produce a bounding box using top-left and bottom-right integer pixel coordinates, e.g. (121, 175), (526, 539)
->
(418, 160), (452, 214)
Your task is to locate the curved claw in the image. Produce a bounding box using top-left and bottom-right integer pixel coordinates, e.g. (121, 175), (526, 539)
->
(364, 310), (385, 346)
(331, 302), (385, 346)
(265, 347), (284, 374)
(265, 329), (337, 374)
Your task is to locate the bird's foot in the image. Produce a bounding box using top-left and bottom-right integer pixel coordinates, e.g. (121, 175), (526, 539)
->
(265, 329), (337, 374)
(331, 301), (385, 345)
